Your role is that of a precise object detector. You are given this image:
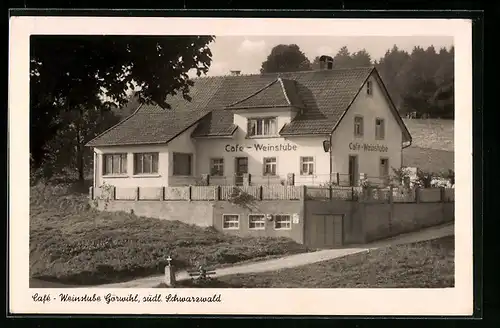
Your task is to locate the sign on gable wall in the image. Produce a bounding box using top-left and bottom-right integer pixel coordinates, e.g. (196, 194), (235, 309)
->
(349, 142), (388, 152)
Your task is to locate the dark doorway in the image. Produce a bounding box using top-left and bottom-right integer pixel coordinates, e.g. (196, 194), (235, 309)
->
(348, 155), (358, 186)
(235, 157), (248, 186)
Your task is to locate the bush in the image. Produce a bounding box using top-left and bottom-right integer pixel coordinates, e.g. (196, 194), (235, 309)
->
(440, 169), (455, 186)
(415, 169), (434, 188)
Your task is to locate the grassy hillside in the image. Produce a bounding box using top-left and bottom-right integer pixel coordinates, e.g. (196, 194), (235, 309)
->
(29, 182), (310, 285)
(402, 119), (454, 172)
(168, 236), (454, 288)
(402, 119), (454, 152)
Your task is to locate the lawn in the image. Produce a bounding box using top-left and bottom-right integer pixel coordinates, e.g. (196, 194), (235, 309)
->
(402, 119), (454, 172)
(29, 182), (310, 286)
(166, 236), (454, 288)
(403, 146), (454, 172)
(402, 119), (454, 152)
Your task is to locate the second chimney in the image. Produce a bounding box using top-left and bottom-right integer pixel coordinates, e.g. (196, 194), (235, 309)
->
(319, 55), (334, 70)
(230, 70), (241, 76)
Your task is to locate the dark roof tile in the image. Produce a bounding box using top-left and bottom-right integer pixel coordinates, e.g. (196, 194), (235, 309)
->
(87, 67), (410, 146)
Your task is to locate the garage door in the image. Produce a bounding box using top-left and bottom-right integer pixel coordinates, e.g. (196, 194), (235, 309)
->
(306, 214), (344, 248)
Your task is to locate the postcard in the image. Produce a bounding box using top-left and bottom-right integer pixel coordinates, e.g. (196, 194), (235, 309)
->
(9, 15), (473, 316)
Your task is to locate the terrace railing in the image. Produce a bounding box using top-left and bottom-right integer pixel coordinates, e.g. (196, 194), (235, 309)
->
(91, 184), (454, 203)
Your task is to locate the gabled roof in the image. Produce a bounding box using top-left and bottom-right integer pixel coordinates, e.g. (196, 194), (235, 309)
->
(86, 76), (225, 147)
(225, 77), (304, 110)
(86, 66), (411, 147)
(194, 67), (376, 138)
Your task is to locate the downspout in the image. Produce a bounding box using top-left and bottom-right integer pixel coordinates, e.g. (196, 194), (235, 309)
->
(329, 132), (333, 184)
(93, 150), (97, 190)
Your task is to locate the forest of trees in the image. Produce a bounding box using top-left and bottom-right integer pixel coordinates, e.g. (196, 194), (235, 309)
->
(260, 44), (454, 119)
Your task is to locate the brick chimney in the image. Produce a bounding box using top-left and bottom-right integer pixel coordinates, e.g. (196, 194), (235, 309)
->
(230, 70), (241, 76)
(319, 55), (333, 70)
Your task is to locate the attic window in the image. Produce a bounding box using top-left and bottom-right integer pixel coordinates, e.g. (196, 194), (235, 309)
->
(366, 80), (373, 95)
(248, 117), (277, 137)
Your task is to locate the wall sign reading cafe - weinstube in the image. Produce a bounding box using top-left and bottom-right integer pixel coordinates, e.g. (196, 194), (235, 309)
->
(225, 143), (298, 152)
(349, 142), (388, 152)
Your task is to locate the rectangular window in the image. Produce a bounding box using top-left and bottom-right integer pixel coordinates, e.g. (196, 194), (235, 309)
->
(375, 118), (385, 140)
(134, 153), (159, 175)
(367, 80), (372, 95)
(173, 152), (193, 176)
(354, 116), (364, 137)
(248, 117), (277, 137)
(103, 153), (127, 175)
(300, 156), (314, 175)
(274, 214), (292, 230)
(210, 158), (224, 176)
(263, 157), (277, 176)
(249, 214), (266, 230)
(222, 214), (239, 230)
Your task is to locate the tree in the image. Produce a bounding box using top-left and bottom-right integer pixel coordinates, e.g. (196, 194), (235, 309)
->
(431, 46), (454, 118)
(260, 44), (312, 73)
(375, 45), (411, 111)
(30, 35), (215, 171)
(332, 46), (352, 68)
(351, 49), (372, 67)
(36, 104), (121, 182)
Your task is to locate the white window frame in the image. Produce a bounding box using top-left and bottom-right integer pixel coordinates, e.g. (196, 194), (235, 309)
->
(222, 214), (240, 230)
(210, 158), (224, 176)
(103, 153), (128, 175)
(367, 80), (373, 95)
(134, 152), (159, 175)
(354, 116), (364, 137)
(300, 156), (315, 175)
(274, 214), (292, 230)
(375, 118), (385, 140)
(247, 117), (278, 137)
(172, 152), (193, 176)
(263, 157), (277, 176)
(248, 214), (266, 230)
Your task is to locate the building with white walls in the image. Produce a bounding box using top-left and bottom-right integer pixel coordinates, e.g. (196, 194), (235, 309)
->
(86, 57), (412, 189)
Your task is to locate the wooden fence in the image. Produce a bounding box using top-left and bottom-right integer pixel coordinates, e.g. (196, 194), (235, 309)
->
(91, 185), (454, 203)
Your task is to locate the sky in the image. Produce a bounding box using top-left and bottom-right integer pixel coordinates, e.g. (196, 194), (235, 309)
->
(201, 35), (454, 77)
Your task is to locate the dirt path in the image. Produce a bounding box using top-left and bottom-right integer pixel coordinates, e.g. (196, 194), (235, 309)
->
(90, 222), (454, 288)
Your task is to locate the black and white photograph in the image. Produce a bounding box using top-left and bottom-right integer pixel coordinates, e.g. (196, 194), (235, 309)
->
(9, 16), (473, 316)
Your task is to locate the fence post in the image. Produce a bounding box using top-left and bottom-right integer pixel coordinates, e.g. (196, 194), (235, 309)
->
(113, 186), (117, 200)
(301, 185), (307, 200)
(216, 185), (221, 201)
(415, 187), (420, 203)
(336, 172), (340, 185)
(389, 186), (394, 204)
(329, 185), (333, 200)
(134, 187), (139, 201)
(188, 185), (192, 201)
(259, 185), (263, 200)
(440, 187), (445, 202)
(161, 187), (165, 201)
(89, 186), (94, 200)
